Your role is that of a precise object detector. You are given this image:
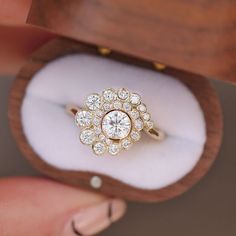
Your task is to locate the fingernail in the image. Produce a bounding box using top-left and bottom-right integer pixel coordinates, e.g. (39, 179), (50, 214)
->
(62, 199), (126, 236)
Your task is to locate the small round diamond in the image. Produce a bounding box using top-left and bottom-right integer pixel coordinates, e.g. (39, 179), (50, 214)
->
(121, 139), (132, 150)
(94, 127), (102, 135)
(93, 117), (101, 126)
(145, 120), (154, 130)
(93, 142), (106, 155)
(102, 110), (132, 139)
(131, 131), (141, 141)
(134, 119), (144, 131)
(96, 110), (104, 117)
(130, 109), (140, 119)
(75, 111), (92, 127)
(105, 138), (112, 145)
(137, 103), (147, 113)
(123, 102), (132, 112)
(142, 112), (151, 121)
(130, 93), (141, 105)
(118, 88), (129, 100)
(113, 101), (122, 109)
(99, 134), (106, 141)
(108, 143), (120, 155)
(103, 103), (112, 111)
(80, 129), (96, 145)
(103, 89), (116, 102)
(86, 94), (101, 110)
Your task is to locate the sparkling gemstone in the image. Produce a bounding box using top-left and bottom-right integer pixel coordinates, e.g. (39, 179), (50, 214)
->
(86, 94), (101, 110)
(103, 103), (112, 111)
(145, 120), (154, 130)
(96, 110), (104, 117)
(105, 138), (112, 145)
(103, 89), (116, 102)
(118, 88), (129, 100)
(131, 131), (141, 141)
(130, 93), (141, 105)
(108, 143), (120, 155)
(121, 139), (132, 150)
(137, 103), (147, 113)
(75, 111), (92, 127)
(142, 112), (150, 121)
(102, 110), (131, 139)
(99, 134), (106, 141)
(80, 129), (96, 145)
(134, 119), (144, 131)
(130, 109), (140, 119)
(123, 102), (132, 112)
(94, 127), (102, 135)
(113, 101), (122, 109)
(93, 117), (101, 126)
(93, 142), (106, 155)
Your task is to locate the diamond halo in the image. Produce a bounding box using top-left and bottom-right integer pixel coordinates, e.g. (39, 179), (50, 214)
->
(72, 88), (157, 156)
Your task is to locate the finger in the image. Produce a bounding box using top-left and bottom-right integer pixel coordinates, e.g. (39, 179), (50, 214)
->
(0, 1), (55, 76)
(0, 177), (126, 236)
(0, 25), (55, 75)
(0, 0), (32, 25)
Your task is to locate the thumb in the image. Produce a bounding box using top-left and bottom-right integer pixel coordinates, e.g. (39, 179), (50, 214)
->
(0, 177), (126, 236)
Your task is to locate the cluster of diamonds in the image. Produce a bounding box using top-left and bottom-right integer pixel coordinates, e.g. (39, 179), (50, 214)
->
(75, 88), (154, 156)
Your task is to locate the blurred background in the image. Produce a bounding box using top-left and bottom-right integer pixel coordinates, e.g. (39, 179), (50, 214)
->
(0, 76), (235, 235)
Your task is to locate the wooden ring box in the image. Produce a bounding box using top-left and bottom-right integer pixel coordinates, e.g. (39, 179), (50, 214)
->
(8, 0), (234, 202)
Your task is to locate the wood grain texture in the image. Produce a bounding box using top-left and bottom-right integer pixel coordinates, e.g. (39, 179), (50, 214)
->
(8, 37), (223, 202)
(27, 0), (236, 84)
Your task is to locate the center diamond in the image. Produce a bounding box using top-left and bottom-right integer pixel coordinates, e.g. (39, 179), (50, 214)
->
(102, 110), (131, 140)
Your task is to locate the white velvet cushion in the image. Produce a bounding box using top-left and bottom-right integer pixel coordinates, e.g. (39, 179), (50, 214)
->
(21, 54), (206, 190)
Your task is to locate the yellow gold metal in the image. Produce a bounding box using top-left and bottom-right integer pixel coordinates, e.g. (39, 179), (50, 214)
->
(66, 104), (81, 116)
(153, 62), (166, 71)
(144, 128), (165, 141)
(98, 47), (112, 56)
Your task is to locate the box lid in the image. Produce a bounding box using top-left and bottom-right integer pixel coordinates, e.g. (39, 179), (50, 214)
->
(27, 0), (236, 84)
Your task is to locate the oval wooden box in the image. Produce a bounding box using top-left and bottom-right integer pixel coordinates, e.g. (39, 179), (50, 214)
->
(27, 0), (236, 84)
(8, 37), (223, 202)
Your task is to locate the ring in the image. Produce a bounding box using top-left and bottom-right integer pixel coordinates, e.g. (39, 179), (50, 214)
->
(66, 88), (165, 156)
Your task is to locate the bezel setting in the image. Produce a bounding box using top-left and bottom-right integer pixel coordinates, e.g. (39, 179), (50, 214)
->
(75, 88), (155, 156)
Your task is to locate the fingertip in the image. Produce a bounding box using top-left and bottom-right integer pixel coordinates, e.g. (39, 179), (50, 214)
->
(0, 25), (55, 75)
(62, 199), (127, 236)
(109, 199), (127, 223)
(0, 177), (109, 235)
(0, 0), (32, 25)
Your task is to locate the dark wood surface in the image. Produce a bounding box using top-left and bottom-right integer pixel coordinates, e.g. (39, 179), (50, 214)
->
(8, 38), (223, 202)
(27, 0), (236, 84)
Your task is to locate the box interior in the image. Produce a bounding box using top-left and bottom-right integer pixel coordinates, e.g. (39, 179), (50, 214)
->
(21, 54), (206, 190)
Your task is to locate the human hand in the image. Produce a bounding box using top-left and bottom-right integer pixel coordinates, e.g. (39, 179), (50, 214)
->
(0, 178), (126, 235)
(0, 0), (55, 75)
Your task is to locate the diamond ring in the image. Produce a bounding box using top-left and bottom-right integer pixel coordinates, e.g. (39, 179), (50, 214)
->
(66, 88), (165, 156)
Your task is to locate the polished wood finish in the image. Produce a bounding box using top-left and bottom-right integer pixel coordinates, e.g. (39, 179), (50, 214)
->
(27, 0), (236, 83)
(8, 38), (223, 202)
